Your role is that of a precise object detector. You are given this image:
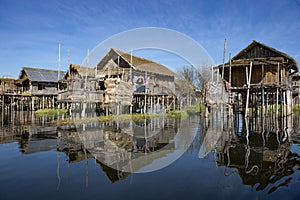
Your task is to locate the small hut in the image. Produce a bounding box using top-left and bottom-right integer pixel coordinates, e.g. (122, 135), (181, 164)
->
(0, 77), (19, 111)
(217, 40), (298, 117)
(0, 77), (18, 94)
(291, 73), (300, 105)
(16, 67), (66, 110)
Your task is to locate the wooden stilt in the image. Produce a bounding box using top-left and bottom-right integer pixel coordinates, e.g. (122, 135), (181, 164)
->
(245, 62), (252, 118)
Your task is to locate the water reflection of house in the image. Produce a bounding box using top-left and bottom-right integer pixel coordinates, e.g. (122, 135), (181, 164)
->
(216, 40), (298, 116)
(216, 130), (298, 193)
(18, 122), (58, 154)
(80, 118), (177, 171)
(57, 126), (130, 183)
(56, 116), (181, 174)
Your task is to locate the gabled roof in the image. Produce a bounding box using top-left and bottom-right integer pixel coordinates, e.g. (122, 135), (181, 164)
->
(67, 64), (96, 78)
(231, 40), (298, 71)
(19, 67), (66, 82)
(97, 48), (177, 77)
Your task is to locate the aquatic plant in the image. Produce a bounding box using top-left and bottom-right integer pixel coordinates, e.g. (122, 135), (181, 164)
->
(35, 108), (68, 116)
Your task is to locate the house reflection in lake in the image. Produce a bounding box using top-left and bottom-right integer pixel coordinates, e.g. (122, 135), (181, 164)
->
(57, 115), (199, 174)
(215, 115), (300, 194)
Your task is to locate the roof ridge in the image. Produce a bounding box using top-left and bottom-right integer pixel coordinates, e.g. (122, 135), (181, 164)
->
(22, 66), (67, 73)
(112, 48), (166, 67)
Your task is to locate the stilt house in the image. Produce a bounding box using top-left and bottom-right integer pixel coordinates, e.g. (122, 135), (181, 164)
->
(97, 48), (178, 113)
(16, 67), (66, 110)
(0, 77), (18, 94)
(292, 74), (300, 105)
(58, 64), (103, 115)
(0, 77), (19, 110)
(17, 67), (66, 95)
(218, 40), (298, 116)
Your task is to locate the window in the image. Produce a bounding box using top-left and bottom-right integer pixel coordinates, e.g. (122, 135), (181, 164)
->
(38, 83), (44, 90)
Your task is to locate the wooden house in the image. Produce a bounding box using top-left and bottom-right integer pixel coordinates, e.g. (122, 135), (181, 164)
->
(17, 67), (66, 95)
(58, 64), (103, 116)
(291, 74), (300, 105)
(0, 77), (18, 94)
(97, 48), (178, 113)
(217, 40), (298, 116)
(0, 77), (19, 110)
(58, 49), (180, 116)
(16, 67), (66, 110)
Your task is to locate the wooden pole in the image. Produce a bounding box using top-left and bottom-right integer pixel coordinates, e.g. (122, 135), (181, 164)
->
(58, 41), (61, 81)
(221, 39), (226, 81)
(42, 95), (45, 109)
(229, 53), (232, 86)
(57, 42), (61, 115)
(245, 62), (252, 118)
(261, 64), (265, 118)
(211, 65), (214, 82)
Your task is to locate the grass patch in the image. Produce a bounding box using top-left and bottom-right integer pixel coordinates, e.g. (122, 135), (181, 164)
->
(36, 109), (68, 116)
(184, 103), (204, 114)
(55, 112), (186, 126)
(54, 104), (204, 126)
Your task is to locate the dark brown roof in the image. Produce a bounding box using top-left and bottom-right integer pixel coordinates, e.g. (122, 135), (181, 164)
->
(230, 40), (298, 71)
(97, 48), (176, 77)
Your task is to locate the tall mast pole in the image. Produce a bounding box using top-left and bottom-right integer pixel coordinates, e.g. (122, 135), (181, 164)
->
(85, 48), (89, 90)
(221, 38), (226, 81)
(130, 49), (133, 83)
(58, 41), (61, 81)
(68, 48), (70, 66)
(57, 41), (61, 116)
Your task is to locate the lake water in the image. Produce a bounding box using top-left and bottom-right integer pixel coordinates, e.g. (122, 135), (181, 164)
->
(0, 111), (299, 200)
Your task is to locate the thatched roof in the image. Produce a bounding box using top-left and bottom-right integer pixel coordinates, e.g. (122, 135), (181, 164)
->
(70, 64), (96, 77)
(19, 67), (66, 82)
(97, 48), (177, 77)
(63, 64), (96, 79)
(218, 40), (298, 71)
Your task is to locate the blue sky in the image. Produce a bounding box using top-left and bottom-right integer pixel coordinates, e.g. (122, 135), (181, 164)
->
(0, 0), (300, 77)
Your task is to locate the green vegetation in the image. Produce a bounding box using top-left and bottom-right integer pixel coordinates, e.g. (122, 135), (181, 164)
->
(35, 108), (68, 116)
(293, 105), (300, 114)
(184, 103), (204, 114)
(55, 104), (204, 125)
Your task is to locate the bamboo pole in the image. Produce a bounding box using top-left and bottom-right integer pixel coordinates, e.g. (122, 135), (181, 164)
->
(245, 62), (252, 118)
(229, 53), (232, 86)
(221, 39), (226, 81)
(261, 64), (265, 118)
(211, 65), (214, 82)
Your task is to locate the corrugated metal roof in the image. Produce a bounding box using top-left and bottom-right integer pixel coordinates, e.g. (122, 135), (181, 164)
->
(21, 67), (66, 82)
